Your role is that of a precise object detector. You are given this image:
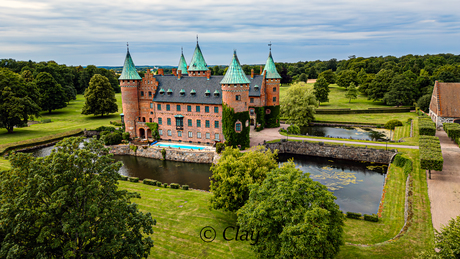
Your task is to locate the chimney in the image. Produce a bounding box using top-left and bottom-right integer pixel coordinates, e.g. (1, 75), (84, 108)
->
(251, 69), (254, 79)
(172, 68), (177, 76)
(207, 70), (211, 80)
(260, 66), (263, 75)
(157, 68), (164, 76)
(178, 69), (182, 80)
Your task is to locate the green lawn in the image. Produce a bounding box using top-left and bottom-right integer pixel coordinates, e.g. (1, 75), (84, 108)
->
(314, 112), (417, 125)
(280, 83), (389, 110)
(0, 94), (122, 147)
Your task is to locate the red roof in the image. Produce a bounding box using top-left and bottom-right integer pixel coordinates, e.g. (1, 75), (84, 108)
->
(430, 81), (460, 117)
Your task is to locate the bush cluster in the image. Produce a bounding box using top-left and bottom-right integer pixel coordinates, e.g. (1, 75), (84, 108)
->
(103, 132), (123, 145)
(384, 119), (403, 130)
(122, 132), (130, 140)
(363, 214), (379, 222)
(419, 135), (443, 171)
(181, 185), (189, 190)
(215, 143), (225, 154)
(287, 124), (301, 134)
(142, 179), (157, 185)
(346, 212), (379, 222)
(128, 177), (139, 183)
(94, 126), (116, 132)
(418, 117), (436, 136)
(170, 183), (180, 189)
(119, 175), (128, 181)
(110, 120), (123, 126)
(443, 123), (460, 145)
(346, 212), (362, 219)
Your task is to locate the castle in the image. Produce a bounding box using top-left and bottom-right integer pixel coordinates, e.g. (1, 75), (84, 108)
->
(119, 41), (281, 147)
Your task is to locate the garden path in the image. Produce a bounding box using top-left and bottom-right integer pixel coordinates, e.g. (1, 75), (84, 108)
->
(427, 130), (460, 232)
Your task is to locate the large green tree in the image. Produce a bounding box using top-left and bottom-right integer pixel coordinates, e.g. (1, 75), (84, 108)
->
(418, 216), (460, 258)
(383, 73), (418, 106)
(313, 76), (330, 106)
(82, 74), (118, 116)
(0, 68), (41, 133)
(367, 69), (394, 101)
(237, 161), (345, 259)
(280, 82), (317, 126)
(318, 69), (336, 84)
(0, 137), (155, 258)
(36, 72), (67, 113)
(336, 69), (358, 89)
(209, 146), (278, 212)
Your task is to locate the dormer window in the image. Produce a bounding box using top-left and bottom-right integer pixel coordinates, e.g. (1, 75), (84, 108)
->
(214, 90), (220, 97)
(205, 89), (210, 97)
(254, 85), (259, 91)
(180, 89), (185, 96)
(159, 88), (165, 95)
(191, 89), (196, 96)
(167, 89), (173, 95)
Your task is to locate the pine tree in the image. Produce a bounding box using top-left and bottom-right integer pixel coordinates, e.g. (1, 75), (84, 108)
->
(345, 82), (358, 103)
(313, 76), (330, 106)
(82, 74), (118, 116)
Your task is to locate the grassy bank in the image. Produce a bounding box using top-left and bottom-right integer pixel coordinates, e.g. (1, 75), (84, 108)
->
(314, 112), (417, 125)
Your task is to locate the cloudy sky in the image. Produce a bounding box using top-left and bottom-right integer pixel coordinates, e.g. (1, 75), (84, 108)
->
(1, 0), (460, 66)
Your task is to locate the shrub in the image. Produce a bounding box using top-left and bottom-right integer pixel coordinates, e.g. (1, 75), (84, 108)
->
(163, 183), (168, 188)
(110, 120), (123, 126)
(156, 182), (162, 187)
(142, 179), (157, 185)
(418, 117), (436, 136)
(41, 119), (52, 123)
(279, 128), (287, 133)
(443, 123), (460, 144)
(346, 212), (362, 219)
(364, 214), (379, 222)
(287, 124), (301, 134)
(122, 132), (130, 141)
(129, 145), (138, 152)
(170, 183), (180, 189)
(161, 148), (166, 160)
(403, 159), (413, 178)
(103, 132), (123, 145)
(181, 185), (189, 190)
(419, 136), (443, 178)
(128, 177), (139, 183)
(119, 175), (128, 181)
(216, 143), (225, 154)
(384, 119), (403, 130)
(94, 126), (116, 132)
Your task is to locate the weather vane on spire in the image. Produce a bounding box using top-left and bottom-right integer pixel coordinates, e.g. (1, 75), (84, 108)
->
(127, 42), (129, 51)
(196, 35), (199, 44)
(181, 47), (183, 54)
(268, 41), (272, 51)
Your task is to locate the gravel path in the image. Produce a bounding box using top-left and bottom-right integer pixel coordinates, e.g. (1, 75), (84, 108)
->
(249, 124), (418, 149)
(427, 130), (460, 232)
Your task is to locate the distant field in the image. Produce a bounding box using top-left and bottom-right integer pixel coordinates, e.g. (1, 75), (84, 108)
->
(314, 113), (417, 125)
(0, 94), (122, 146)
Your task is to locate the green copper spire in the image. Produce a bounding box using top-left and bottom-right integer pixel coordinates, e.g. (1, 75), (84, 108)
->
(188, 38), (208, 71)
(220, 51), (250, 84)
(119, 44), (141, 80)
(262, 44), (281, 79)
(178, 48), (188, 74)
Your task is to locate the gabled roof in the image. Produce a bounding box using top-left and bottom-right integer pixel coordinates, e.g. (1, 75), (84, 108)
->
(188, 42), (208, 71)
(220, 51), (250, 84)
(262, 51), (281, 79)
(429, 81), (460, 117)
(178, 50), (188, 74)
(119, 49), (142, 80)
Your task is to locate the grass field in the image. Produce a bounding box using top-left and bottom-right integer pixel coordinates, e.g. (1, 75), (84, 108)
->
(0, 94), (122, 146)
(314, 113), (417, 125)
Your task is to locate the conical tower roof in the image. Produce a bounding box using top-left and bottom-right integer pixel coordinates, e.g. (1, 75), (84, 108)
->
(188, 41), (208, 71)
(262, 50), (281, 79)
(178, 49), (188, 74)
(119, 48), (141, 80)
(220, 51), (250, 84)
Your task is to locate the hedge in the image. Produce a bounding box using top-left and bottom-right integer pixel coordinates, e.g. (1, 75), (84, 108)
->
(128, 177), (139, 183)
(315, 107), (413, 114)
(443, 123), (460, 144)
(364, 214), (379, 222)
(346, 212), (362, 219)
(119, 175), (128, 181)
(142, 179), (157, 185)
(93, 126), (116, 132)
(222, 104), (250, 149)
(264, 105), (280, 128)
(419, 136), (443, 175)
(170, 183), (180, 189)
(418, 117), (436, 136)
(181, 185), (189, 190)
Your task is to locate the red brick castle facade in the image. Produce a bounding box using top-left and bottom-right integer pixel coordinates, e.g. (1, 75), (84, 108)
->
(119, 41), (281, 146)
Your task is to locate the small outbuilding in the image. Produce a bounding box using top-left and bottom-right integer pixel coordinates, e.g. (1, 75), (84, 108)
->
(429, 81), (460, 128)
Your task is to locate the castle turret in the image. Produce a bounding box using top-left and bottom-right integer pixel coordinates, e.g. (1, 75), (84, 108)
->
(187, 38), (209, 77)
(178, 48), (188, 75)
(119, 46), (142, 137)
(220, 50), (251, 113)
(262, 47), (281, 107)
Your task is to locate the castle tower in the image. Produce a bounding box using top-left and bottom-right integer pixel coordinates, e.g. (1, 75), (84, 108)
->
(119, 45), (142, 137)
(221, 50), (251, 112)
(187, 38), (209, 77)
(262, 46), (281, 107)
(178, 48), (188, 75)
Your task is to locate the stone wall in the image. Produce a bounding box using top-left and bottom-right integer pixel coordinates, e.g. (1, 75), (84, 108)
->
(265, 141), (396, 164)
(109, 145), (216, 164)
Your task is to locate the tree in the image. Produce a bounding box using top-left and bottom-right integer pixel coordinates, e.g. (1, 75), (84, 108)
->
(298, 73), (308, 82)
(345, 82), (358, 103)
(0, 137), (155, 258)
(36, 72), (67, 113)
(280, 82), (317, 126)
(82, 74), (118, 116)
(357, 68), (367, 85)
(336, 70), (358, 89)
(209, 146), (278, 212)
(383, 73), (418, 106)
(237, 161), (345, 259)
(367, 69), (394, 101)
(418, 216), (460, 258)
(417, 94), (432, 112)
(0, 68), (41, 133)
(308, 66), (317, 79)
(318, 69), (336, 84)
(384, 119), (403, 130)
(313, 76), (330, 106)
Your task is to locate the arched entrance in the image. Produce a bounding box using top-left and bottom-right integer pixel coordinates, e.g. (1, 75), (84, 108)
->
(250, 119), (255, 126)
(454, 119), (460, 124)
(139, 128), (146, 139)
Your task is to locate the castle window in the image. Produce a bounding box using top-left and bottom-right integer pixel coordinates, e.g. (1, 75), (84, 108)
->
(159, 88), (165, 95)
(236, 95), (241, 101)
(250, 98), (254, 103)
(167, 130), (172, 136)
(176, 105), (181, 111)
(206, 133), (210, 139)
(205, 90), (210, 97)
(215, 133), (220, 141)
(142, 117), (146, 122)
(254, 85), (259, 90)
(214, 107), (218, 113)
(250, 109), (255, 115)
(188, 131), (193, 138)
(205, 106), (209, 113)
(188, 119), (192, 127)
(159, 129), (163, 135)
(150, 111), (153, 115)
(197, 119), (201, 127)
(167, 118), (171, 125)
(166, 104), (170, 111)
(273, 87), (276, 92)
(266, 109), (271, 114)
(273, 97), (276, 102)
(191, 89), (196, 96)
(214, 90), (220, 97)
(196, 106), (201, 112)
(149, 118), (152, 122)
(235, 122), (242, 132)
(157, 104), (161, 110)
(214, 121), (219, 129)
(246, 120), (249, 127)
(158, 117), (162, 125)
(197, 132), (201, 139)
(187, 105), (192, 112)
(167, 89), (172, 95)
(150, 103), (153, 109)
(141, 91), (144, 96)
(205, 120), (210, 128)
(180, 89), (185, 96)
(149, 91), (152, 97)
(178, 131), (182, 137)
